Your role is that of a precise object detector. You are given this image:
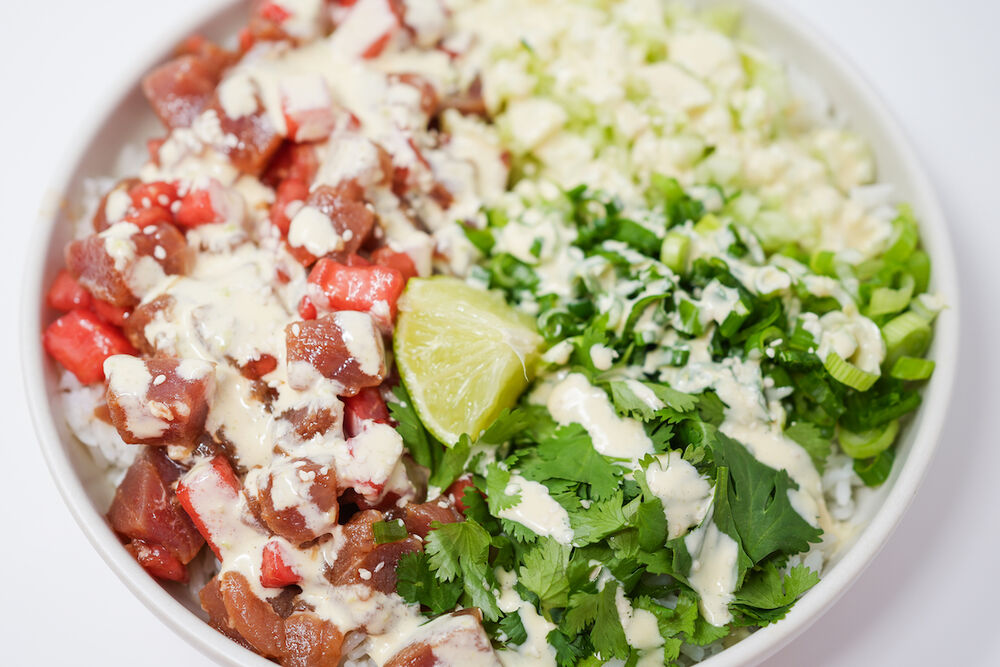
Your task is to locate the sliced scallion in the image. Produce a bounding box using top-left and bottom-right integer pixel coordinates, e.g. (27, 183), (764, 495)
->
(881, 311), (931, 367)
(372, 519), (408, 544)
(891, 356), (935, 381)
(838, 419), (899, 460)
(809, 250), (836, 277)
(660, 231), (690, 275)
(693, 213), (721, 236)
(883, 207), (918, 263)
(906, 250), (931, 294)
(868, 273), (915, 317)
(824, 351), (879, 391)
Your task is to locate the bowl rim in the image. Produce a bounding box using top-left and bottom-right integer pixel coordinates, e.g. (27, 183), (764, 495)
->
(20, 1), (960, 666)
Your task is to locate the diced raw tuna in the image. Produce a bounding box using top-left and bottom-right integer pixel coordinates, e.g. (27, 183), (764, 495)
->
(262, 142), (320, 188)
(325, 510), (422, 594)
(125, 539), (188, 582)
(92, 178), (140, 232)
(218, 571), (287, 659)
(385, 610), (499, 667)
(66, 221), (190, 308)
(104, 356), (216, 446)
(254, 458), (339, 545)
(280, 75), (337, 142)
(240, 354), (279, 380)
(395, 500), (463, 539)
(107, 447), (205, 564)
(201, 573), (345, 666)
(286, 184), (374, 259)
(329, 0), (405, 59)
(285, 311), (386, 393)
(142, 36), (234, 129)
(124, 294), (175, 355)
(208, 97), (284, 176)
(278, 400), (342, 441)
(282, 613), (345, 667)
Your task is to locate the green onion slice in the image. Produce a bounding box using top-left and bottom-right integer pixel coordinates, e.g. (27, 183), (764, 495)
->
(838, 419), (900, 459)
(868, 274), (915, 317)
(884, 207), (918, 263)
(824, 351), (879, 391)
(660, 231), (690, 275)
(882, 311), (932, 367)
(372, 519), (408, 544)
(891, 356), (936, 381)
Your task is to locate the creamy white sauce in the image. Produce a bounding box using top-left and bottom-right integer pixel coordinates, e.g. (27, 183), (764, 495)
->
(496, 473), (574, 545)
(684, 515), (739, 627)
(547, 373), (653, 461)
(645, 451), (714, 539)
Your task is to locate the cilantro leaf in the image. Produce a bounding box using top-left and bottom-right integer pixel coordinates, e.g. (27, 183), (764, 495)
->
(519, 538), (571, 610)
(564, 591), (599, 635)
(498, 611), (528, 646)
(608, 380), (695, 423)
(784, 421), (832, 473)
(571, 313), (612, 375)
(425, 521), (490, 581)
(709, 431), (823, 566)
(395, 552), (462, 615)
(428, 433), (471, 490)
(547, 629), (590, 667)
(485, 463), (521, 513)
(522, 424), (622, 499)
(388, 384), (444, 469)
(634, 498), (668, 552)
(731, 562), (820, 625)
(592, 583), (629, 660)
(499, 517), (540, 543)
(479, 408), (535, 445)
(424, 520), (502, 620)
(566, 492), (627, 545)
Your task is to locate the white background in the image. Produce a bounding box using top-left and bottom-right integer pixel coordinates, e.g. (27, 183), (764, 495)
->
(1, 0), (997, 665)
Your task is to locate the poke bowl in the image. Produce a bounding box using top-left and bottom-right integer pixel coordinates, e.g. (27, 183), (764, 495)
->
(22, 1), (959, 666)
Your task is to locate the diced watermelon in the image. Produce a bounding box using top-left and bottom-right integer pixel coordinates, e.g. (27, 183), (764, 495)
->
(307, 259), (405, 326)
(269, 178), (310, 236)
(92, 299), (131, 327)
(343, 386), (391, 438)
(260, 540), (301, 588)
(371, 247), (418, 282)
(47, 270), (92, 311)
(176, 456), (242, 560)
(42, 309), (136, 384)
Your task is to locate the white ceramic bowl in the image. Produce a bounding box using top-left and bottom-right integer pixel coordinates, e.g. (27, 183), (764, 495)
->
(21, 1), (959, 665)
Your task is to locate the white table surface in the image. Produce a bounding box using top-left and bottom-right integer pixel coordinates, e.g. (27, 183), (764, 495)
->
(1, 1), (997, 664)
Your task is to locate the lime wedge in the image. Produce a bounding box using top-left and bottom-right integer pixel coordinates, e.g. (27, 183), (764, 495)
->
(394, 277), (543, 445)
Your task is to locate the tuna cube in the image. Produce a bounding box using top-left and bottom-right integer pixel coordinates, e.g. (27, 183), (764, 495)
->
(66, 221), (190, 307)
(104, 355), (216, 446)
(107, 447), (205, 565)
(285, 311), (386, 393)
